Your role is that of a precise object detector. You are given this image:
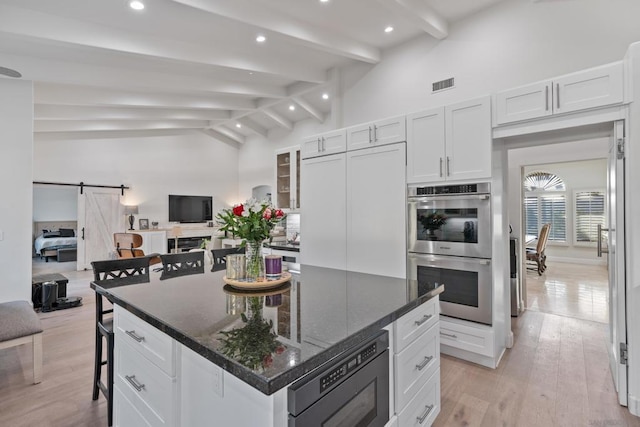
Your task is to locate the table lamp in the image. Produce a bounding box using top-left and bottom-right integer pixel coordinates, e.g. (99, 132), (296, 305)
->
(124, 205), (139, 231)
(171, 226), (182, 253)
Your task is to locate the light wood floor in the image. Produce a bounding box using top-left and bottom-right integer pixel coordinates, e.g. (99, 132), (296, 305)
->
(1, 261), (637, 426)
(434, 261), (638, 426)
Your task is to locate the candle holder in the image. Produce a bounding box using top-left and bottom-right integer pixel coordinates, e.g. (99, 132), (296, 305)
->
(265, 255), (282, 280)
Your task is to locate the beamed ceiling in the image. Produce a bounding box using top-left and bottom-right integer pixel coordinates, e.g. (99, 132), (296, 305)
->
(0, 0), (506, 143)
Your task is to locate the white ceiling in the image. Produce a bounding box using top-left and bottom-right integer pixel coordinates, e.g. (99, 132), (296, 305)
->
(0, 0), (506, 143)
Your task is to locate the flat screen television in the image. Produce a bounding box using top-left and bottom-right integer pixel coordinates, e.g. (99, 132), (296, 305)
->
(169, 195), (213, 223)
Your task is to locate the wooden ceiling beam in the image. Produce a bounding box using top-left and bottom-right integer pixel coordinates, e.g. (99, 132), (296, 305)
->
(376, 0), (449, 40)
(262, 108), (293, 131)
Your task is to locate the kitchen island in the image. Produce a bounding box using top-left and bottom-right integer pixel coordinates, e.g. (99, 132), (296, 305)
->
(93, 264), (443, 426)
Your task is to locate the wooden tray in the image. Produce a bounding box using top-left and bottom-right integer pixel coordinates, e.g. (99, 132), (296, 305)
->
(222, 271), (292, 290)
(222, 282), (291, 297)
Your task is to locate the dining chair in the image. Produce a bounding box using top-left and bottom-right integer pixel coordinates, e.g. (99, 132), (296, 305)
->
(526, 223), (551, 275)
(91, 256), (151, 427)
(211, 247), (245, 272)
(159, 251), (205, 280)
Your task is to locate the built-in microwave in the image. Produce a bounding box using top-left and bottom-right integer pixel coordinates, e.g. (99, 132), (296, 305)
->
(408, 253), (492, 325)
(408, 183), (491, 259)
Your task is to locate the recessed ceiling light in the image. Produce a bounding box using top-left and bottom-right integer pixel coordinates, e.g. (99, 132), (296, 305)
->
(320, 0), (330, 3)
(256, 35), (266, 43)
(236, 123), (242, 128)
(249, 72), (254, 75)
(322, 93), (329, 100)
(289, 105), (296, 111)
(129, 1), (145, 10)
(384, 26), (394, 33)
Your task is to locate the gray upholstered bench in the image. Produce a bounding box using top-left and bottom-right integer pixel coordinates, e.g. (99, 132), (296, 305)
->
(0, 301), (43, 384)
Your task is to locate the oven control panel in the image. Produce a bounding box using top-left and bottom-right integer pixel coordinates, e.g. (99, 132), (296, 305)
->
(416, 183), (477, 195)
(320, 342), (377, 392)
(410, 182), (490, 197)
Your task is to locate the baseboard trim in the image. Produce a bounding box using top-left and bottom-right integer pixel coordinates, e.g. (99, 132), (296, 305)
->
(629, 394), (640, 417)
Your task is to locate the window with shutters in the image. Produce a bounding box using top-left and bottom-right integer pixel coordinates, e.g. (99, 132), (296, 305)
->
(575, 190), (606, 244)
(523, 172), (567, 243)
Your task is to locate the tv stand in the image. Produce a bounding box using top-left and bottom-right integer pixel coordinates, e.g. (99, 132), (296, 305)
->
(168, 236), (210, 253)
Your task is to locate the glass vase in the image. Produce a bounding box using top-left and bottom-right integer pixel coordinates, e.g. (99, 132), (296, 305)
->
(245, 240), (265, 281)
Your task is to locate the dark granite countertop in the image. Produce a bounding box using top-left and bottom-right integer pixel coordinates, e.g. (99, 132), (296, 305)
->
(92, 264), (443, 395)
(264, 242), (300, 252)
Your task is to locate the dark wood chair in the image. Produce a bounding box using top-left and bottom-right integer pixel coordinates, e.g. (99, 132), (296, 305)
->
(526, 223), (551, 276)
(211, 247), (245, 272)
(91, 257), (151, 427)
(113, 232), (161, 265)
(159, 251), (205, 280)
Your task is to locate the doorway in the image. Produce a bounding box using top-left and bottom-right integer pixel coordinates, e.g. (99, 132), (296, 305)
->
(505, 121), (628, 407)
(32, 184), (79, 276)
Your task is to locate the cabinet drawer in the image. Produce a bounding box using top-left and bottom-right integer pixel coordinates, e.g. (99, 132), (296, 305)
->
(115, 339), (177, 426)
(397, 369), (440, 427)
(394, 298), (438, 353)
(115, 306), (176, 376)
(439, 317), (494, 357)
(395, 323), (439, 411)
(114, 386), (153, 427)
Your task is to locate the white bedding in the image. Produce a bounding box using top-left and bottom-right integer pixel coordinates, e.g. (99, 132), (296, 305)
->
(34, 235), (77, 255)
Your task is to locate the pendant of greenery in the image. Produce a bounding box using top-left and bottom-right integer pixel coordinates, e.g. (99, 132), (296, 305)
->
(219, 297), (280, 370)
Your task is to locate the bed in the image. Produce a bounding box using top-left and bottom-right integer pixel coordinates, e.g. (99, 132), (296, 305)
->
(33, 221), (78, 261)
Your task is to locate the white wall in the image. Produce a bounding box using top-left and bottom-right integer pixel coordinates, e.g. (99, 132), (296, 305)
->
(0, 79), (33, 303)
(342, 0), (640, 126)
(508, 141), (608, 262)
(34, 131), (239, 229)
(33, 186), (77, 221)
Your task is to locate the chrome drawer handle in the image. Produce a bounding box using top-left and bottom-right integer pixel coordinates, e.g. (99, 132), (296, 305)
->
(416, 355), (433, 371)
(125, 330), (145, 342)
(125, 375), (146, 392)
(417, 404), (434, 424)
(414, 314), (432, 326)
(440, 332), (458, 339)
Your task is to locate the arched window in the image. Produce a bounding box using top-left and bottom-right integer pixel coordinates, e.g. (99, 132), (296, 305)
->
(523, 172), (566, 242)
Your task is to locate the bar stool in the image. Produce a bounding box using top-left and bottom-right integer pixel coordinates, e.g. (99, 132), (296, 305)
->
(91, 257), (151, 426)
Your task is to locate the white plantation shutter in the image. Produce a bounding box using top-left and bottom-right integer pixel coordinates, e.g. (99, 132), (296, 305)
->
(540, 195), (566, 242)
(575, 191), (605, 243)
(524, 196), (539, 236)
(523, 172), (567, 243)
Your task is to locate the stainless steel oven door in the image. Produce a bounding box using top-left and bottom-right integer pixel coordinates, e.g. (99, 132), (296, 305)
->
(408, 193), (491, 258)
(408, 253), (492, 325)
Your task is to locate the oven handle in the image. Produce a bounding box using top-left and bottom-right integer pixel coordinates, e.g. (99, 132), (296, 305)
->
(408, 194), (490, 202)
(409, 252), (491, 266)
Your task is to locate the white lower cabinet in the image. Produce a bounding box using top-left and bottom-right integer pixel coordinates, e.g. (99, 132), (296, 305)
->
(391, 297), (441, 427)
(138, 230), (168, 255)
(397, 370), (441, 427)
(439, 316), (495, 358)
(114, 386), (154, 427)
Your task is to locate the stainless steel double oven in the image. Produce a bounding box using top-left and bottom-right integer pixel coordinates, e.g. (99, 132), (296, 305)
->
(408, 183), (493, 325)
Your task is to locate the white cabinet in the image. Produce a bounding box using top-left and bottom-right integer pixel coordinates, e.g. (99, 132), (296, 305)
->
(301, 129), (346, 159)
(439, 316), (495, 358)
(139, 230), (168, 255)
(347, 115), (406, 151)
(346, 143), (407, 278)
(300, 153), (347, 270)
(495, 61), (624, 125)
(114, 307), (178, 426)
(275, 146), (300, 211)
(407, 96), (491, 184)
(391, 297), (441, 427)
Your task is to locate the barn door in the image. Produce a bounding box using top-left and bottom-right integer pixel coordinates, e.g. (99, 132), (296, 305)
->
(76, 188), (122, 270)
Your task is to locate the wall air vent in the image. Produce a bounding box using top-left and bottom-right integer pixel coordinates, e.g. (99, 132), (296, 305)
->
(432, 77), (454, 93)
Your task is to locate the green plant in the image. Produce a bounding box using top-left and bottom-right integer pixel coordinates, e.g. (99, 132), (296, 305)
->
(216, 199), (286, 242)
(419, 211), (447, 231)
(200, 238), (211, 249)
(219, 297), (283, 370)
